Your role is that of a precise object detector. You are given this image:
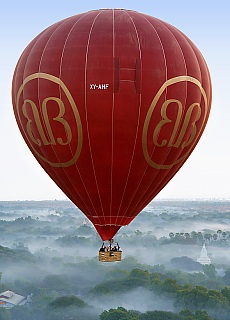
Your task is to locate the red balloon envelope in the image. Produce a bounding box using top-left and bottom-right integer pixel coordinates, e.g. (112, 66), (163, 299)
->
(12, 9), (212, 240)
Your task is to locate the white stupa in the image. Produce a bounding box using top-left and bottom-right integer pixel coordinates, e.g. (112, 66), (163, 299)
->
(197, 243), (211, 265)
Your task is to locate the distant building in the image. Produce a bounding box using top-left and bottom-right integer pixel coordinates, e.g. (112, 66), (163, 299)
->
(0, 290), (27, 308)
(197, 243), (211, 265)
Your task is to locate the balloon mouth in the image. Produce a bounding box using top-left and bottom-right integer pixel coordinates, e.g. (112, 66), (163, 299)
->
(94, 225), (121, 241)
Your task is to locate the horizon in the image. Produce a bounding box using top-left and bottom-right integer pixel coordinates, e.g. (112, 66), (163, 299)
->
(0, 197), (229, 202)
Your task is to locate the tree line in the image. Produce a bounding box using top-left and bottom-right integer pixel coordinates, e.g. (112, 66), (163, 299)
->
(100, 307), (214, 320)
(164, 230), (230, 245)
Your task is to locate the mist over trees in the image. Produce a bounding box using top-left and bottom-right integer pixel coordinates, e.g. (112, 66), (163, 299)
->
(0, 200), (230, 319)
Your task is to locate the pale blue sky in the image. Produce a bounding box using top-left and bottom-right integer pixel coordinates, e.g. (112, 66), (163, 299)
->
(0, 1), (229, 200)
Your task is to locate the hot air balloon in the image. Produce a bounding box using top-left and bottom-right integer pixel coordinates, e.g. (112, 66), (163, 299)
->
(12, 9), (212, 261)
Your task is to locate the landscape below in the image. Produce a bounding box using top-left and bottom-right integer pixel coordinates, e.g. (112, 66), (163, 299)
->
(0, 199), (229, 320)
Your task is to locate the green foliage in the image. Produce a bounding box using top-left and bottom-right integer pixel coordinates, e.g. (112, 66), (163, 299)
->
(194, 310), (213, 320)
(162, 278), (180, 294)
(91, 277), (147, 295)
(139, 310), (180, 319)
(76, 224), (95, 236)
(55, 235), (91, 247)
(222, 269), (230, 285)
(90, 283), (112, 295)
(41, 274), (72, 293)
(0, 245), (35, 265)
(175, 286), (209, 310)
(104, 268), (128, 281)
(100, 308), (214, 320)
(221, 286), (230, 302)
(129, 269), (151, 282)
(203, 264), (217, 279)
(32, 292), (54, 308)
(49, 295), (87, 308)
(170, 256), (202, 272)
(119, 257), (146, 271)
(91, 267), (230, 318)
(179, 310), (213, 320)
(175, 285), (229, 318)
(100, 307), (139, 320)
(179, 310), (195, 320)
(0, 246), (16, 259)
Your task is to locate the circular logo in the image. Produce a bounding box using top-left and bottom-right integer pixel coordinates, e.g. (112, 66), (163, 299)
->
(16, 73), (83, 167)
(142, 76), (208, 169)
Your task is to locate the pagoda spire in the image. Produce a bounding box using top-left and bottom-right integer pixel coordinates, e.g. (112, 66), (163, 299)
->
(197, 243), (211, 265)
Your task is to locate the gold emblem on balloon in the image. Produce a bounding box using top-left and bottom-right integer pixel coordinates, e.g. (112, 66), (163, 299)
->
(16, 73), (83, 167)
(142, 76), (208, 169)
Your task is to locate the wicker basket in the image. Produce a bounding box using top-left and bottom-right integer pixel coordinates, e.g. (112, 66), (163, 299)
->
(99, 251), (122, 262)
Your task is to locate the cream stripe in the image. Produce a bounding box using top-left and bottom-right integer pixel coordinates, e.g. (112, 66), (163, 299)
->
(115, 10), (142, 225)
(84, 10), (106, 224)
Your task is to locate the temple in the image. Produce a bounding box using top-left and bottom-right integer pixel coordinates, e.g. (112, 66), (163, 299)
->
(197, 243), (211, 265)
